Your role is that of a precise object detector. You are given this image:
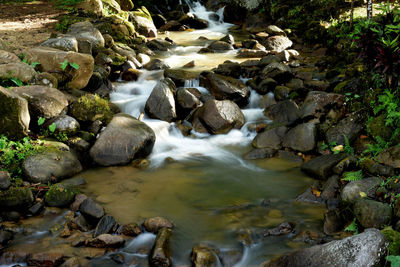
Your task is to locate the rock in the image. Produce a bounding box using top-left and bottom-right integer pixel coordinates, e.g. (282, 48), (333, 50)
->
(45, 183), (79, 207)
(0, 230), (13, 246)
(41, 36), (79, 52)
(220, 34), (234, 44)
(0, 50), (20, 64)
(274, 85), (291, 101)
(90, 113), (155, 166)
(301, 154), (346, 180)
(67, 21), (105, 50)
(33, 72), (58, 88)
(282, 123), (316, 152)
(0, 62), (37, 83)
(0, 187), (33, 208)
(299, 91), (345, 119)
(296, 185), (324, 204)
(94, 215), (116, 237)
(257, 78), (277, 95)
(0, 171), (11, 190)
(137, 53), (151, 65)
(121, 68), (141, 81)
(261, 36), (293, 52)
(12, 85), (68, 119)
(266, 229), (387, 267)
(130, 10), (158, 37)
(237, 49), (268, 58)
(23, 149), (83, 184)
(164, 69), (198, 87)
(120, 223), (141, 236)
(264, 222), (294, 236)
(80, 198), (105, 222)
(45, 115), (80, 133)
(153, 14), (167, 28)
(70, 94), (115, 124)
(305, 80), (329, 91)
(208, 41), (234, 51)
(264, 100), (299, 125)
(320, 175), (340, 200)
(145, 78), (177, 122)
(354, 199), (392, 229)
(76, 0), (103, 16)
(150, 228), (172, 267)
(144, 217), (174, 233)
(323, 209), (344, 235)
(191, 243), (220, 267)
(376, 146), (400, 169)
(259, 55), (281, 66)
(243, 148), (276, 160)
(24, 47), (94, 90)
(285, 78), (304, 91)
(242, 39), (258, 49)
(326, 112), (364, 146)
(176, 87), (201, 112)
(147, 39), (174, 51)
(193, 99), (245, 135)
(266, 25), (286, 36)
(213, 61), (241, 78)
(179, 14), (208, 29)
(29, 201), (45, 215)
(159, 20), (182, 31)
(87, 234), (125, 248)
(144, 59), (170, 70)
(27, 252), (65, 267)
(252, 126), (287, 149)
(60, 257), (90, 267)
(341, 177), (382, 204)
(200, 72), (250, 107)
(118, 0), (133, 10)
(260, 62), (292, 83)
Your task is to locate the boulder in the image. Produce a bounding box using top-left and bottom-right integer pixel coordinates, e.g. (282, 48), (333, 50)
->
(67, 21), (105, 50)
(144, 217), (174, 233)
(261, 36), (293, 52)
(27, 253), (65, 267)
(213, 61), (241, 78)
(44, 183), (79, 207)
(76, 0), (103, 16)
(40, 36), (79, 52)
(87, 234), (125, 248)
(176, 87), (201, 116)
(80, 198), (105, 221)
(23, 148), (83, 183)
(274, 85), (291, 101)
(0, 50), (20, 64)
(237, 49), (268, 58)
(0, 62), (37, 83)
(24, 47), (94, 90)
(191, 243), (220, 267)
(354, 199), (392, 229)
(282, 123), (316, 152)
(147, 39), (174, 51)
(220, 34), (234, 44)
(0, 171), (11, 190)
(266, 25), (286, 36)
(0, 86), (30, 139)
(0, 187), (34, 208)
(266, 229), (387, 267)
(90, 113), (156, 166)
(150, 228), (172, 267)
(260, 62), (292, 83)
(326, 112), (364, 146)
(69, 94), (114, 124)
(45, 115), (80, 133)
(144, 59), (170, 70)
(264, 100), (299, 125)
(299, 91), (345, 119)
(200, 72), (250, 107)
(193, 99), (245, 135)
(164, 69), (198, 87)
(130, 11), (157, 37)
(301, 154), (346, 180)
(93, 215), (116, 237)
(12, 85), (69, 119)
(257, 78), (277, 95)
(252, 126), (287, 149)
(179, 14), (208, 29)
(145, 78), (177, 122)
(341, 177), (382, 204)
(375, 146), (400, 169)
(208, 41), (234, 51)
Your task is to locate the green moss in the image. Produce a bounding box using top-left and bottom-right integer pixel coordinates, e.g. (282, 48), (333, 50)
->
(44, 183), (78, 207)
(95, 15), (135, 43)
(0, 187), (34, 208)
(56, 15), (88, 33)
(132, 6), (152, 21)
(367, 114), (393, 142)
(333, 80), (349, 94)
(382, 227), (400, 255)
(70, 94), (114, 124)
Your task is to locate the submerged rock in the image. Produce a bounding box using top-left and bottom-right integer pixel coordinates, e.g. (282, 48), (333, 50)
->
(150, 228), (172, 267)
(87, 234), (125, 248)
(191, 243), (220, 267)
(144, 217), (174, 233)
(79, 198), (104, 222)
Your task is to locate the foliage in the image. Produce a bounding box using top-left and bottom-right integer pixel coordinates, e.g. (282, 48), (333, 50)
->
(60, 60), (80, 71)
(343, 135), (355, 155)
(382, 227), (400, 255)
(342, 170), (363, 182)
(387, 255), (400, 267)
(36, 117), (68, 142)
(52, 0), (84, 11)
(344, 218), (359, 234)
(363, 136), (390, 158)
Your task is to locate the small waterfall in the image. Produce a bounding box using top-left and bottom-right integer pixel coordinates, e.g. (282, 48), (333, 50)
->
(184, 78), (200, 87)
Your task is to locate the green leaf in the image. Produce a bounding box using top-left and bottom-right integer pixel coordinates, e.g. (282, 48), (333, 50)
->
(10, 77), (24, 87)
(343, 170), (363, 182)
(69, 62), (80, 70)
(60, 59), (68, 70)
(344, 218), (358, 234)
(37, 117), (45, 126)
(30, 62), (40, 68)
(49, 123), (57, 133)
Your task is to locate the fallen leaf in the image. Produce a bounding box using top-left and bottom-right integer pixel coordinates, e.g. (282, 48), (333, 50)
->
(359, 191), (367, 198)
(312, 186), (321, 197)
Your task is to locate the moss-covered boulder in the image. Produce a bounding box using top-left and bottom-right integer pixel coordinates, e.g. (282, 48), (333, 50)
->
(382, 227), (400, 255)
(367, 114), (393, 142)
(44, 183), (79, 207)
(69, 94), (114, 124)
(95, 15), (136, 44)
(101, 0), (121, 14)
(0, 187), (34, 208)
(0, 86), (30, 139)
(130, 7), (157, 37)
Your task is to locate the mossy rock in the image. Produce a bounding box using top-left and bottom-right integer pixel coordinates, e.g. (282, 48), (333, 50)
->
(333, 80), (349, 94)
(132, 6), (152, 21)
(102, 0), (122, 14)
(95, 15), (135, 43)
(382, 227), (400, 255)
(69, 94), (114, 124)
(0, 187), (34, 208)
(44, 183), (79, 207)
(96, 47), (127, 66)
(367, 114), (393, 142)
(56, 15), (89, 33)
(116, 0), (133, 11)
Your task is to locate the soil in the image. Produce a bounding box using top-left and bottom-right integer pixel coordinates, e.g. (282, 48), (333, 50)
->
(0, 0), (65, 55)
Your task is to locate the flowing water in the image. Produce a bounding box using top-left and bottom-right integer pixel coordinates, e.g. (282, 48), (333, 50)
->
(1, 2), (326, 266)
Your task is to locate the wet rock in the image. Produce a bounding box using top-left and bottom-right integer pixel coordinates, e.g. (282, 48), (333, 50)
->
(213, 61), (241, 78)
(0, 230), (13, 246)
(252, 125), (287, 149)
(274, 85), (291, 101)
(145, 78), (177, 122)
(183, 60), (195, 68)
(265, 222), (294, 236)
(323, 209), (344, 235)
(24, 47), (94, 90)
(28, 201), (44, 215)
(243, 148), (276, 160)
(191, 243), (220, 267)
(70, 194), (88, 211)
(23, 149), (83, 184)
(320, 175), (340, 200)
(262, 36), (293, 52)
(296, 185), (324, 204)
(326, 112), (364, 146)
(257, 78), (277, 94)
(179, 14), (208, 29)
(69, 94), (114, 124)
(200, 72), (250, 107)
(282, 123), (316, 152)
(301, 154), (346, 180)
(0, 251), (29, 265)
(0, 86), (30, 139)
(237, 49), (268, 58)
(147, 39), (174, 51)
(341, 177), (382, 204)
(137, 53), (151, 65)
(71, 214), (90, 232)
(121, 68), (141, 81)
(60, 257), (90, 267)
(208, 41), (234, 51)
(41, 36), (79, 52)
(45, 115), (80, 134)
(12, 85), (69, 119)
(285, 78), (304, 91)
(305, 80), (330, 91)
(67, 21), (104, 50)
(260, 62), (292, 83)
(354, 199), (392, 229)
(266, 25), (286, 36)
(242, 39), (258, 49)
(0, 171), (11, 190)
(376, 146), (400, 169)
(150, 228), (172, 267)
(160, 20), (182, 31)
(266, 229), (387, 267)
(45, 183), (79, 207)
(27, 252), (65, 267)
(87, 234), (125, 248)
(120, 223), (141, 236)
(144, 58), (170, 70)
(264, 100), (299, 125)
(79, 198), (105, 222)
(164, 69), (198, 87)
(219, 34), (234, 45)
(220, 249), (242, 267)
(193, 99), (245, 135)
(144, 217), (174, 233)
(90, 113), (155, 166)
(130, 9), (157, 37)
(94, 215), (116, 237)
(259, 55), (281, 66)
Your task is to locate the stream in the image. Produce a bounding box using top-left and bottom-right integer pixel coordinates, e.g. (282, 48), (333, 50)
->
(1, 1), (326, 266)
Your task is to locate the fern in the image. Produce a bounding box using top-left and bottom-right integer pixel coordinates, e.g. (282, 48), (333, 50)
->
(363, 136), (389, 158)
(343, 170), (363, 182)
(344, 218), (359, 234)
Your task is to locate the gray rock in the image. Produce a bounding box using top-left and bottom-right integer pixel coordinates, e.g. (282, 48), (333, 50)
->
(23, 148), (83, 183)
(266, 25), (286, 36)
(282, 123), (316, 152)
(257, 78), (277, 95)
(375, 146), (400, 169)
(243, 148), (276, 160)
(80, 198), (104, 221)
(176, 87), (201, 111)
(326, 112), (364, 146)
(213, 61), (241, 78)
(45, 115), (80, 133)
(179, 14), (208, 29)
(259, 55), (281, 66)
(274, 85), (291, 101)
(208, 41), (234, 51)
(299, 91), (345, 119)
(67, 21), (105, 50)
(301, 154), (346, 180)
(0, 62), (37, 83)
(40, 36), (79, 52)
(145, 78), (177, 122)
(266, 228), (387, 267)
(264, 100), (299, 125)
(252, 126), (287, 149)
(144, 59), (170, 70)
(341, 177), (382, 204)
(150, 228), (172, 267)
(0, 171), (11, 190)
(354, 199), (392, 229)
(260, 62), (292, 83)
(220, 34), (235, 44)
(262, 35), (293, 52)
(94, 215), (116, 237)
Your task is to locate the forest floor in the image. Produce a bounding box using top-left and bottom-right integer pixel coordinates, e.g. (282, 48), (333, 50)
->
(0, 0), (65, 55)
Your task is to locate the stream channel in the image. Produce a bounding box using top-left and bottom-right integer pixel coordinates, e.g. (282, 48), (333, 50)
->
(2, 1), (326, 266)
